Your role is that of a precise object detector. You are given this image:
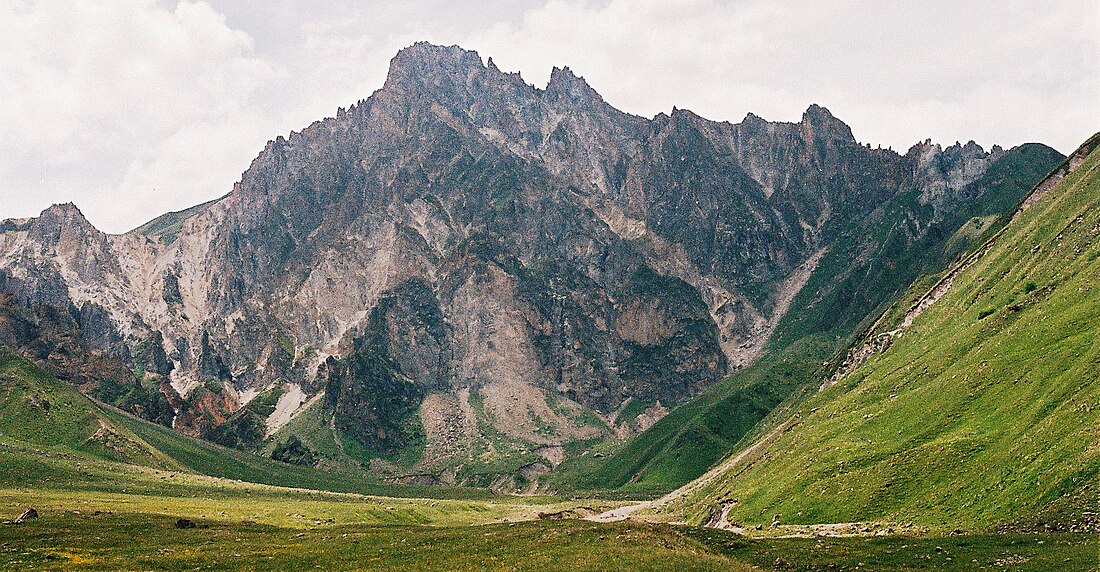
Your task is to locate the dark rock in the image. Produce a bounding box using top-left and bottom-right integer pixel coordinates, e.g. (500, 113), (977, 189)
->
(174, 518), (196, 529)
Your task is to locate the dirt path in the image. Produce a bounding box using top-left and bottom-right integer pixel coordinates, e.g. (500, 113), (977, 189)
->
(586, 418), (793, 522)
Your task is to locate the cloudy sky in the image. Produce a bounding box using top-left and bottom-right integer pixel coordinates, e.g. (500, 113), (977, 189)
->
(2, 1), (1097, 233)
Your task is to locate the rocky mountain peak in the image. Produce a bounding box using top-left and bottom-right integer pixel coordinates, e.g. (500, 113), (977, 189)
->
(0, 41), (1062, 489)
(383, 41), (488, 93)
(31, 202), (99, 239)
(907, 139), (1007, 204)
(40, 201), (87, 221)
(545, 66), (602, 105)
(800, 104), (855, 143)
(740, 112), (767, 127)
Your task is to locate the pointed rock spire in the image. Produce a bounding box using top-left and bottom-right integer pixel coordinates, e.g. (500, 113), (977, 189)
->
(546, 65), (602, 105)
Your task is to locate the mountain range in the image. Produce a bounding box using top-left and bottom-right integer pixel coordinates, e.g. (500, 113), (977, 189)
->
(0, 42), (1066, 491)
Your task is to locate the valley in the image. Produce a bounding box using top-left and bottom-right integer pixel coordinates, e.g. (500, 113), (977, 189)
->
(1, 39), (1098, 570)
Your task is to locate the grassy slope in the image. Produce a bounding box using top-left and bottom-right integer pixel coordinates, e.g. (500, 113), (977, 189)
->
(683, 527), (1097, 572)
(125, 196), (221, 241)
(0, 345), (496, 500)
(107, 404), (493, 500)
(670, 137), (1100, 530)
(0, 347), (176, 470)
(556, 143), (1064, 496)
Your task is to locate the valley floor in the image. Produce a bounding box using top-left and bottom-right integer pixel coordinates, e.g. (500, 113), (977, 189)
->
(0, 483), (1095, 571)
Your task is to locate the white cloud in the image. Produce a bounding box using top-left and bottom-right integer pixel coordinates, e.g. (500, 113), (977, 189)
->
(0, 0), (277, 232)
(1, 0), (1096, 232)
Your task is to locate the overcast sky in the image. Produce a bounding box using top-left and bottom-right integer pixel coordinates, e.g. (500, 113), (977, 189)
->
(2, 1), (1097, 233)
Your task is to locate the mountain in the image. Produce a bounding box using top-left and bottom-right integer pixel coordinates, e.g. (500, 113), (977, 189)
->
(0, 42), (1063, 489)
(557, 140), (1065, 494)
(663, 133), (1100, 531)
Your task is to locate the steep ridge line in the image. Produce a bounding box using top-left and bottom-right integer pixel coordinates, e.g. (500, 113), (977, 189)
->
(822, 132), (1100, 390)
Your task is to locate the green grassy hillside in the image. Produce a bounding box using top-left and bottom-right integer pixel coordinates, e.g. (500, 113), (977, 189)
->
(0, 345), (493, 500)
(669, 134), (1100, 531)
(107, 404), (493, 499)
(556, 143), (1065, 496)
(3, 356), (1087, 572)
(0, 347), (176, 470)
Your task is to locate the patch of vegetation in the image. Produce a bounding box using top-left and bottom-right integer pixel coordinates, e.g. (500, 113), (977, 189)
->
(273, 330), (295, 359)
(613, 398), (653, 426)
(262, 397), (374, 473)
(126, 197), (222, 242)
(208, 386), (283, 450)
(270, 435), (317, 467)
(387, 410), (427, 468)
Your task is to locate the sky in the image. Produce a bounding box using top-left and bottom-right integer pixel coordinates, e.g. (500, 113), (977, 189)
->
(1, 0), (1097, 233)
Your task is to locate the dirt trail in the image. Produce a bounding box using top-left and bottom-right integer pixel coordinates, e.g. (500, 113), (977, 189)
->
(586, 418), (793, 522)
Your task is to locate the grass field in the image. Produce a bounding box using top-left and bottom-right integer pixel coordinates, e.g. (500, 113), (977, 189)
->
(0, 513), (744, 571)
(0, 503), (1094, 570)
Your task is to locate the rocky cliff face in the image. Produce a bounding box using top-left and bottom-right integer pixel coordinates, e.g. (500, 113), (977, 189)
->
(0, 42), (1054, 486)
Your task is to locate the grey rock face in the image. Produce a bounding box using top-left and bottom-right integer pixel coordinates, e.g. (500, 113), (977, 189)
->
(0, 42), (1039, 480)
